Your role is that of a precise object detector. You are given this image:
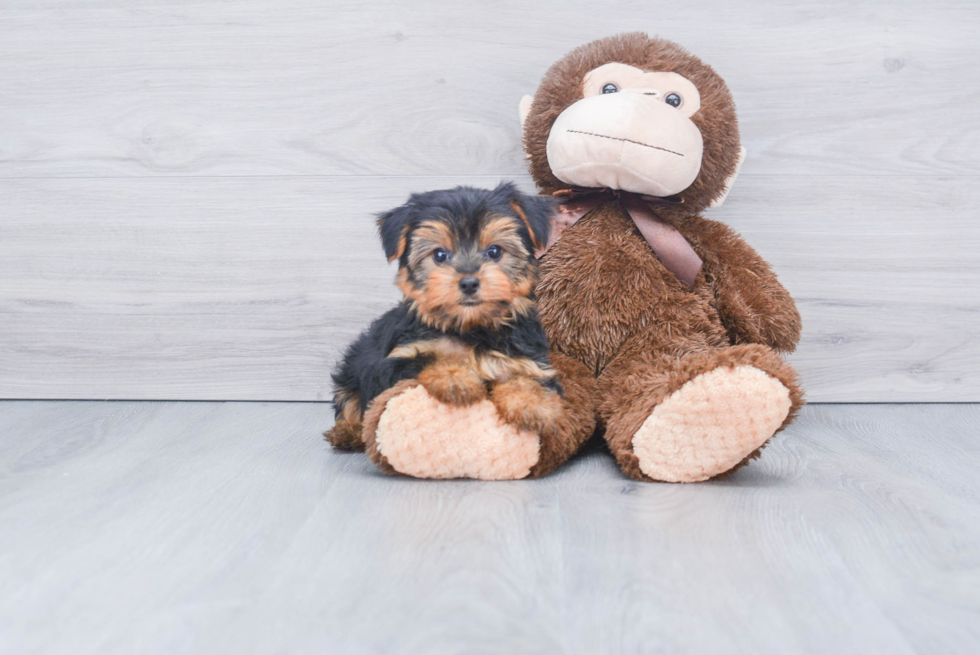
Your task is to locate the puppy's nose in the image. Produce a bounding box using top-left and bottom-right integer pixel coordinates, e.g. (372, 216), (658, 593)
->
(458, 276), (480, 295)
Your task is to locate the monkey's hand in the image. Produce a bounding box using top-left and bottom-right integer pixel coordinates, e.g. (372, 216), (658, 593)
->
(490, 377), (567, 438)
(712, 263), (802, 353)
(417, 358), (488, 407)
(691, 217), (802, 353)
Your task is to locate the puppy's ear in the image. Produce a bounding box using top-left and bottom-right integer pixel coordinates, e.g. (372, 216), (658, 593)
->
(508, 191), (555, 252)
(377, 202), (416, 263)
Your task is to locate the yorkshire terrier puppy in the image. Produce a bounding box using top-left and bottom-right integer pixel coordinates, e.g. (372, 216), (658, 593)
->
(326, 182), (564, 452)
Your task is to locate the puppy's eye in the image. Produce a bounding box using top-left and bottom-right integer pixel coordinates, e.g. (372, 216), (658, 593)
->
(601, 83), (618, 94)
(485, 245), (502, 261)
(664, 93), (682, 108)
(432, 248), (451, 264)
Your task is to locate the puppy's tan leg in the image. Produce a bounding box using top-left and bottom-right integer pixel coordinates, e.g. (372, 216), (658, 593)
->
(417, 358), (487, 406)
(324, 389), (366, 451)
(325, 419), (364, 451)
(490, 377), (565, 437)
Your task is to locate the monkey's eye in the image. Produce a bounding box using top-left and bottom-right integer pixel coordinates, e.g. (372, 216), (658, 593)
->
(485, 245), (502, 261)
(432, 248), (451, 264)
(601, 83), (618, 94)
(664, 93), (682, 108)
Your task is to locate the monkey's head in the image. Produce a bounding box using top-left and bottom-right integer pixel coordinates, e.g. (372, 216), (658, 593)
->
(379, 183), (553, 332)
(520, 33), (745, 213)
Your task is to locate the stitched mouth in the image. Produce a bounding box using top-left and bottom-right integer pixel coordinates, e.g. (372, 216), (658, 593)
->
(567, 130), (684, 157)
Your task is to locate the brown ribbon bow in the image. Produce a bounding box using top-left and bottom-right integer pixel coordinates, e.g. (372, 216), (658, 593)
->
(535, 187), (704, 289)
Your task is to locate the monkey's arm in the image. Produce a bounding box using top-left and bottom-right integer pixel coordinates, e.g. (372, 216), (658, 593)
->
(688, 217), (801, 353)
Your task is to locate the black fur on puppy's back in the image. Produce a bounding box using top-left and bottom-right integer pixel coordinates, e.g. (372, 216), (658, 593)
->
(330, 303), (433, 417)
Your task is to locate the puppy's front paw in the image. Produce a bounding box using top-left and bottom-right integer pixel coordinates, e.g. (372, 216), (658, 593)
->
(418, 360), (487, 406)
(491, 377), (566, 437)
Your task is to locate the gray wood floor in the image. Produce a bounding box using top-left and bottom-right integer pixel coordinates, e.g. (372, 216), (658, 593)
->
(1, 402), (978, 654)
(2, 1), (979, 402)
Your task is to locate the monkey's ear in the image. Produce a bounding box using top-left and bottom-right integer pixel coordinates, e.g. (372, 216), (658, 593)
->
(507, 187), (556, 252)
(518, 95), (534, 130)
(708, 146), (746, 209)
(377, 203), (417, 262)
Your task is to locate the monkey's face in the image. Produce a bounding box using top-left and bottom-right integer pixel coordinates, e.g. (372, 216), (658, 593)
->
(546, 63), (704, 198)
(520, 34), (745, 212)
(396, 213), (537, 332)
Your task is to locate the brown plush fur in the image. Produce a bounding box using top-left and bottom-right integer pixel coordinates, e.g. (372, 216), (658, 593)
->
(524, 34), (804, 481)
(527, 352), (599, 478)
(599, 343), (803, 481)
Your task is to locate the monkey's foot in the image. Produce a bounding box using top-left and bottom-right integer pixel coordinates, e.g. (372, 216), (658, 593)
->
(362, 380), (540, 480)
(631, 366), (792, 482)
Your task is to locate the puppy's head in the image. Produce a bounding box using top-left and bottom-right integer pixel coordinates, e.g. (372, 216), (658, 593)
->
(378, 182), (554, 332)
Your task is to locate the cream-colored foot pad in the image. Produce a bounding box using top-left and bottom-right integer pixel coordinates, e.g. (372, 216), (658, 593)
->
(632, 365), (791, 482)
(375, 385), (540, 480)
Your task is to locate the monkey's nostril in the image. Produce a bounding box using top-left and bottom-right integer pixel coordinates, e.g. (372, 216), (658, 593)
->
(458, 276), (480, 295)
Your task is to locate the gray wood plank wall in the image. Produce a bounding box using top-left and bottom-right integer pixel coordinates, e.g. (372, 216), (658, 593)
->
(1, 1), (978, 401)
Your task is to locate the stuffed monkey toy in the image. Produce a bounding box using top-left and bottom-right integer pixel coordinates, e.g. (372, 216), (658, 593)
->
(361, 32), (803, 482)
(520, 33), (804, 482)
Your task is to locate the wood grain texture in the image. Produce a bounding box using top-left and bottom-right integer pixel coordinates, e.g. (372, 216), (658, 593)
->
(1, 0), (978, 401)
(0, 401), (978, 654)
(0, 0), (978, 178)
(2, 174), (978, 402)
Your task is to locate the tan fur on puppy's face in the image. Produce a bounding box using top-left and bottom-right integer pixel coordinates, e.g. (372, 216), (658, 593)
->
(396, 215), (539, 332)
